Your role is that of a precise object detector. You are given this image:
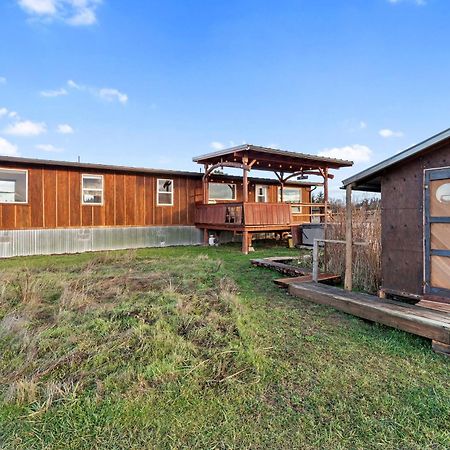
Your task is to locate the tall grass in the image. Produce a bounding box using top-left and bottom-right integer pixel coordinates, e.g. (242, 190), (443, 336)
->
(325, 204), (381, 293)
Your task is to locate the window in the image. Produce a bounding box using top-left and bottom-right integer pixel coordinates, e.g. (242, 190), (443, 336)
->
(0, 169), (27, 203)
(157, 179), (174, 205)
(256, 185), (268, 203)
(278, 187), (302, 212)
(209, 182), (236, 202)
(436, 183), (450, 204)
(82, 174), (103, 205)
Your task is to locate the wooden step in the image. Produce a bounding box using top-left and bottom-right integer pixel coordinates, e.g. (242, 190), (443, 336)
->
(289, 282), (450, 348)
(274, 273), (340, 288)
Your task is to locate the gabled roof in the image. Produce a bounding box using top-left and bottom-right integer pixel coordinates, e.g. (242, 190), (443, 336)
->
(342, 128), (450, 192)
(193, 144), (353, 171)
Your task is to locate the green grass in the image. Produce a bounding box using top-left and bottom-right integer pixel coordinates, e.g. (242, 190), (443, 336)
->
(0, 244), (449, 449)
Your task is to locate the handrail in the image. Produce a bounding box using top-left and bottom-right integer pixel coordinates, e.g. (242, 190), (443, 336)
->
(312, 238), (368, 282)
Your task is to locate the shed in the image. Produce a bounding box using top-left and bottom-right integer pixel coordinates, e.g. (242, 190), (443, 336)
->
(342, 128), (450, 304)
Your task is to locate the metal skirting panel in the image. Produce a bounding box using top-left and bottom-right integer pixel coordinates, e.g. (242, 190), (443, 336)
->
(0, 226), (203, 258)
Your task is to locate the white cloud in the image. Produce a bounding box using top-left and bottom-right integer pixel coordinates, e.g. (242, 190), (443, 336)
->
(0, 108), (8, 118)
(0, 137), (19, 156)
(318, 144), (372, 164)
(98, 88), (128, 104)
(210, 141), (226, 150)
(40, 87), (68, 97)
(4, 120), (47, 136)
(57, 123), (74, 134)
(359, 121), (367, 129)
(67, 80), (128, 104)
(8, 111), (19, 119)
(18, 0), (56, 14)
(379, 128), (404, 138)
(36, 143), (63, 153)
(67, 79), (83, 90)
(0, 77), (6, 84)
(16, 0), (102, 26)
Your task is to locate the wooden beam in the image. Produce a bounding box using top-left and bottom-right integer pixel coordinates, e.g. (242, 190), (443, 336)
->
(345, 184), (353, 291)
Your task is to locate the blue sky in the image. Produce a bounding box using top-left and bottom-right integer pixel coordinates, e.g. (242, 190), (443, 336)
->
(1, 0), (450, 196)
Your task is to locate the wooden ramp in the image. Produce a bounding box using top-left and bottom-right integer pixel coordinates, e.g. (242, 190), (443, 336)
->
(251, 257), (340, 287)
(274, 274), (341, 288)
(250, 258), (311, 277)
(289, 282), (450, 354)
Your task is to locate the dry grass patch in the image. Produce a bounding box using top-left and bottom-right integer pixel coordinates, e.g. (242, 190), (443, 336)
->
(0, 251), (258, 411)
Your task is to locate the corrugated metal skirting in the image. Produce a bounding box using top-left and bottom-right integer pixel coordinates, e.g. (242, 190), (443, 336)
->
(0, 226), (203, 258)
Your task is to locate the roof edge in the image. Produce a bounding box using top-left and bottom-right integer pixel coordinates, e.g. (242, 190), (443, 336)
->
(342, 127), (450, 188)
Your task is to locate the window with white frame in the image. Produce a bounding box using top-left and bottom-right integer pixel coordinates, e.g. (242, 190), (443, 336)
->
(157, 179), (174, 205)
(256, 185), (268, 203)
(278, 187), (302, 212)
(82, 174), (104, 205)
(0, 168), (28, 203)
(208, 182), (236, 202)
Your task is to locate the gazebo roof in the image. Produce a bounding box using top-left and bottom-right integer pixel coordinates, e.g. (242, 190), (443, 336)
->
(193, 144), (353, 172)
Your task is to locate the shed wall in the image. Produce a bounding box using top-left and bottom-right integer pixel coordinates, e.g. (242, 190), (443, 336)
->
(381, 142), (450, 296)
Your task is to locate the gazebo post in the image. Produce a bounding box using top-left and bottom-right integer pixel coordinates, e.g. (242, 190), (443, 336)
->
(203, 164), (209, 245)
(344, 184), (353, 291)
(242, 155), (249, 203)
(323, 167), (329, 224)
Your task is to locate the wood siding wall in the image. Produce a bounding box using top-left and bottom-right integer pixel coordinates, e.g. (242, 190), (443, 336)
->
(0, 163), (311, 230)
(381, 143), (450, 296)
(0, 165), (202, 229)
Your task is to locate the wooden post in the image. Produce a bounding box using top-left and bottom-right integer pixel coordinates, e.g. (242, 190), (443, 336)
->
(323, 168), (329, 224)
(242, 230), (249, 254)
(323, 168), (329, 273)
(203, 164), (209, 204)
(242, 155), (249, 203)
(312, 239), (319, 282)
(344, 184), (353, 291)
(203, 228), (209, 246)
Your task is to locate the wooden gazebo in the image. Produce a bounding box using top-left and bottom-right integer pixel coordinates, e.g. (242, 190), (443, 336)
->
(193, 144), (352, 253)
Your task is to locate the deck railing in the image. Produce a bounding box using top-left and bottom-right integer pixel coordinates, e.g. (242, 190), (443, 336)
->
(195, 202), (325, 226)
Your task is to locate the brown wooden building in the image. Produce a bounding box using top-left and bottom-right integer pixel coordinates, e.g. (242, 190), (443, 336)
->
(343, 128), (450, 304)
(0, 145), (351, 257)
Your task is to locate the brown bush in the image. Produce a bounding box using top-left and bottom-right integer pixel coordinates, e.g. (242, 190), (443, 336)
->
(325, 204), (381, 294)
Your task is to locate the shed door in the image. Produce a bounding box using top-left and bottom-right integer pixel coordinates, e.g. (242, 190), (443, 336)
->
(424, 168), (450, 297)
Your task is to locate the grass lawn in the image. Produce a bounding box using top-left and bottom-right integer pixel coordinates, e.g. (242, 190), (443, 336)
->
(0, 244), (449, 449)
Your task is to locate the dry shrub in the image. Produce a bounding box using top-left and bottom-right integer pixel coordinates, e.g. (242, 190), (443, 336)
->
(325, 204), (381, 293)
(5, 379), (38, 405)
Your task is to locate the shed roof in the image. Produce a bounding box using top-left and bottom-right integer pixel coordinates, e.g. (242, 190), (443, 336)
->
(342, 128), (450, 192)
(0, 155), (318, 186)
(193, 144), (353, 171)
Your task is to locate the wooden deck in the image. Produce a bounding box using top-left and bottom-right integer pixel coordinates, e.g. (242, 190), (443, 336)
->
(289, 282), (450, 355)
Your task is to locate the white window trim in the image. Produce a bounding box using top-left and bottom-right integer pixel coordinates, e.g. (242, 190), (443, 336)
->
(255, 184), (268, 203)
(0, 167), (28, 204)
(277, 186), (302, 203)
(157, 178), (174, 206)
(81, 174), (104, 206)
(208, 182), (237, 201)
